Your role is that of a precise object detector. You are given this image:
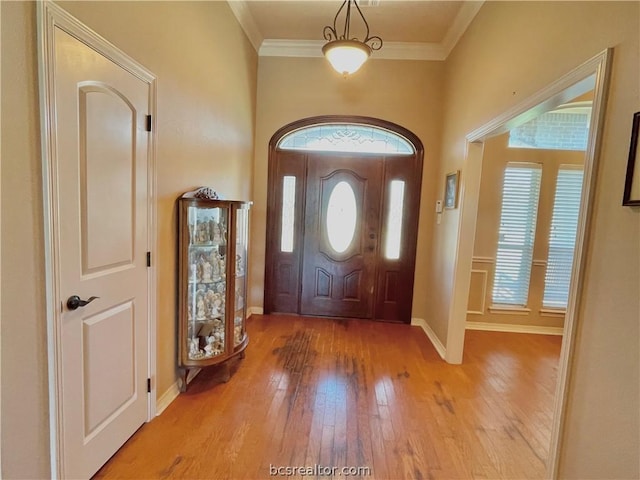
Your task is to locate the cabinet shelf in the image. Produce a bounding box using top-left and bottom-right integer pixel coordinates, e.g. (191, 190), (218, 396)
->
(177, 194), (251, 391)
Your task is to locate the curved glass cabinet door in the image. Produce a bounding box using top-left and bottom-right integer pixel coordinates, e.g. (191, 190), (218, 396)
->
(186, 204), (228, 360)
(177, 194), (251, 391)
(234, 205), (249, 347)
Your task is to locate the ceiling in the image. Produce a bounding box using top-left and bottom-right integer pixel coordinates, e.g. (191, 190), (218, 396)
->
(228, 0), (484, 60)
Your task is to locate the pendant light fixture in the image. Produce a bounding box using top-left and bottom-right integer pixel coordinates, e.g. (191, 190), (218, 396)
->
(322, 0), (383, 77)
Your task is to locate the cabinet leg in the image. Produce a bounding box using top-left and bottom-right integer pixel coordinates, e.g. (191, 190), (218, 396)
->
(222, 364), (231, 383)
(179, 368), (189, 393)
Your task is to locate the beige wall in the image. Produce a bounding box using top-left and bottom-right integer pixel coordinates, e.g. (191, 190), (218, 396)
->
(467, 132), (585, 328)
(1, 3), (49, 477)
(2, 1), (638, 478)
(0, 1), (257, 477)
(251, 57), (444, 320)
(433, 2), (639, 477)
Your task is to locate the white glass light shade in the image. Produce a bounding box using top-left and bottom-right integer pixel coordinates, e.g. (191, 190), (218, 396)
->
(322, 40), (371, 76)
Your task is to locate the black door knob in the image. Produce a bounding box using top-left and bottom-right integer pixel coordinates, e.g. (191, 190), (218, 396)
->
(67, 295), (99, 310)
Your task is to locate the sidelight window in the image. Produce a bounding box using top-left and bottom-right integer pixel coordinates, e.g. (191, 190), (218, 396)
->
(385, 180), (405, 260)
(280, 176), (296, 253)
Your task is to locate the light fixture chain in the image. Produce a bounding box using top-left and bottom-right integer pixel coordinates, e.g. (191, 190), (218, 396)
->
(352, 0), (369, 42)
(352, 0), (382, 49)
(324, 0), (347, 41)
(321, 0), (383, 76)
(322, 0), (383, 50)
(344, 0), (351, 40)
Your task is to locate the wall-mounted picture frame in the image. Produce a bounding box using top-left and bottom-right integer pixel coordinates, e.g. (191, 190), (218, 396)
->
(623, 112), (640, 206)
(444, 170), (460, 209)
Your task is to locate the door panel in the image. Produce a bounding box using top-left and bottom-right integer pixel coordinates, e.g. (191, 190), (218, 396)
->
(80, 85), (136, 273)
(301, 154), (383, 318)
(54, 27), (150, 479)
(265, 151), (306, 313)
(82, 302), (135, 435)
(375, 155), (423, 322)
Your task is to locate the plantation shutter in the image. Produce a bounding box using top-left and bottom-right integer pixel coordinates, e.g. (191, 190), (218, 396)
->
(543, 166), (584, 308)
(492, 163), (542, 306)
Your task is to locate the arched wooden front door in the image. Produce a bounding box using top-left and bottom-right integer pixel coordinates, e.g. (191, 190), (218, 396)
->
(264, 116), (424, 324)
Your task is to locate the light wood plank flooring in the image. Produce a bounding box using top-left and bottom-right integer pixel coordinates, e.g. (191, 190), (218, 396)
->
(94, 314), (561, 479)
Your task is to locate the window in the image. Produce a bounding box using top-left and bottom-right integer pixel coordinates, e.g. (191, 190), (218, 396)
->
(278, 123), (414, 155)
(280, 176), (296, 252)
(508, 102), (592, 151)
(543, 166), (584, 308)
(492, 163), (542, 306)
(384, 180), (405, 260)
(326, 181), (358, 253)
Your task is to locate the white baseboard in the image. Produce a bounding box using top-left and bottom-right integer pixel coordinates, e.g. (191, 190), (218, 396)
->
(466, 321), (564, 336)
(411, 318), (447, 359)
(154, 307), (258, 413)
(156, 381), (180, 415)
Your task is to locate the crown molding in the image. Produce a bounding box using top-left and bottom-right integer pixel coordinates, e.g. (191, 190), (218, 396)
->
(259, 39), (447, 61)
(227, 0), (263, 52)
(230, 0), (484, 61)
(441, 1), (484, 56)
(379, 41), (448, 61)
(259, 40), (323, 58)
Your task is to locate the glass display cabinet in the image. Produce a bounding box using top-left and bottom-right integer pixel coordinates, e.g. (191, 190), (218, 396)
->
(177, 190), (250, 391)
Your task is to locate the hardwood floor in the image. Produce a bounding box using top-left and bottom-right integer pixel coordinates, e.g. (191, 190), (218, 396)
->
(94, 315), (562, 479)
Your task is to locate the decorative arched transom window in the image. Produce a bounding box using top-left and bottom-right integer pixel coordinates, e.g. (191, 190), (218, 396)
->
(277, 123), (415, 155)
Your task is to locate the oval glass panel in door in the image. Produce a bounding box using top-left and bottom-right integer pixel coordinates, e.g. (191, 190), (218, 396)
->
(326, 181), (358, 253)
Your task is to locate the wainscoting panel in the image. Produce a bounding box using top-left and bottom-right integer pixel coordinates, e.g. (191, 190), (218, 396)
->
(466, 256), (565, 330)
(468, 269), (487, 315)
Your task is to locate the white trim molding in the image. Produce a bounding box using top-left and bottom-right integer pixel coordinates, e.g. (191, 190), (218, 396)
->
(467, 269), (487, 315)
(259, 39), (322, 58)
(230, 0), (484, 61)
(0, 4), (3, 470)
(374, 42), (447, 61)
(459, 49), (612, 479)
(466, 321), (564, 336)
(441, 1), (484, 56)
(156, 382), (180, 416)
(259, 39), (448, 61)
(411, 318), (446, 360)
(249, 306), (264, 317)
(466, 55), (603, 143)
(38, 2), (159, 476)
(472, 256), (495, 264)
(226, 0), (263, 52)
(488, 305), (531, 315)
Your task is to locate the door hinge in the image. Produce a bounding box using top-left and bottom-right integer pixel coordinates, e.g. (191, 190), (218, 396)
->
(147, 251), (151, 267)
(145, 115), (152, 132)
(147, 378), (151, 393)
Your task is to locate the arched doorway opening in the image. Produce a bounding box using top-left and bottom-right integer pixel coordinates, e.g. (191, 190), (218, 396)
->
(264, 116), (424, 323)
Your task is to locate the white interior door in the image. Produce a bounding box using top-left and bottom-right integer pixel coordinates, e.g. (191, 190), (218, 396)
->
(51, 24), (152, 479)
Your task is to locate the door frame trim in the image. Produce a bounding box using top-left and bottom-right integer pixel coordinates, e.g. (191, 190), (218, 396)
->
(449, 49), (612, 478)
(37, 2), (158, 477)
